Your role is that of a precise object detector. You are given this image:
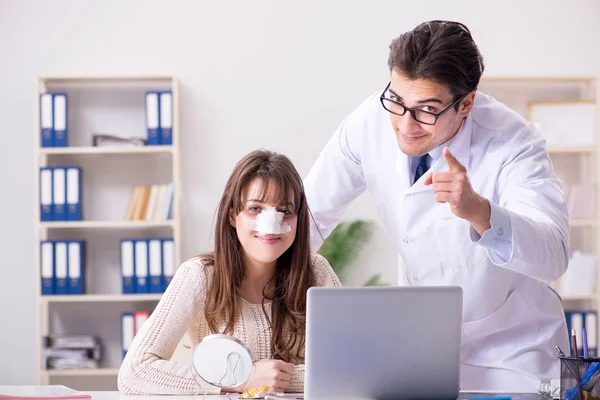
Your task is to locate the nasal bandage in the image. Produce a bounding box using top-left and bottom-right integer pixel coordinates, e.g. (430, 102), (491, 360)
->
(247, 208), (291, 235)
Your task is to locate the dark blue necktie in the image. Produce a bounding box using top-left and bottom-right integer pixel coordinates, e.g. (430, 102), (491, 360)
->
(413, 154), (430, 185)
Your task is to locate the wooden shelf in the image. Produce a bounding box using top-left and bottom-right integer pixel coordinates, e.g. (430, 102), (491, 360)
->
(39, 146), (174, 155)
(561, 294), (597, 301)
(480, 76), (596, 83)
(42, 368), (120, 377)
(39, 220), (175, 229)
(548, 146), (596, 154)
(40, 75), (175, 83)
(570, 219), (598, 227)
(40, 294), (163, 303)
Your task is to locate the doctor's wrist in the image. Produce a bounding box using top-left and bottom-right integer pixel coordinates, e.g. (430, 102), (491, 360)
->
(468, 196), (491, 236)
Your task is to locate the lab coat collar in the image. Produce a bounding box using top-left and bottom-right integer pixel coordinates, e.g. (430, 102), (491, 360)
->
(407, 114), (473, 195)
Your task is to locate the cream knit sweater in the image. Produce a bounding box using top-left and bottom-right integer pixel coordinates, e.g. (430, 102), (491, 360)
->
(117, 253), (341, 395)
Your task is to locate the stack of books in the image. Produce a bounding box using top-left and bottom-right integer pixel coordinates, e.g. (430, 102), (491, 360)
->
(43, 335), (102, 370)
(124, 183), (173, 221)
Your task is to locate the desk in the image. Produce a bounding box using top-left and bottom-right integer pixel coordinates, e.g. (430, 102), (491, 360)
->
(84, 391), (547, 400)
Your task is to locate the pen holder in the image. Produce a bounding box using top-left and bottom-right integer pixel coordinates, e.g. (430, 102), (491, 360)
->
(560, 356), (600, 400)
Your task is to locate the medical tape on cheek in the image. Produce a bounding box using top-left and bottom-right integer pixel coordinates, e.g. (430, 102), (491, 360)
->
(247, 208), (291, 235)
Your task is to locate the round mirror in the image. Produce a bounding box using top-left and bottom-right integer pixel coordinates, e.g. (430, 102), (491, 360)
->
(192, 334), (254, 388)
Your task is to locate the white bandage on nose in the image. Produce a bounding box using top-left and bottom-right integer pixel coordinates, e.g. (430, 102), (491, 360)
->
(247, 208), (291, 235)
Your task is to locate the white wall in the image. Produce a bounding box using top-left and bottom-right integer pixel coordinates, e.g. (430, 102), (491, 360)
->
(0, 0), (599, 384)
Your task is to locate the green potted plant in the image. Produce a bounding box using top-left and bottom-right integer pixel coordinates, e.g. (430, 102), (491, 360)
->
(317, 220), (387, 286)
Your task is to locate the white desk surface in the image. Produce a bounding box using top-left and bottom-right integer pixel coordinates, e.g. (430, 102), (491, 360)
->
(87, 393), (243, 400)
(83, 390), (544, 400)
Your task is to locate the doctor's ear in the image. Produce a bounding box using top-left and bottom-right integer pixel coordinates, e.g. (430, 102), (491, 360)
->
(458, 92), (476, 117)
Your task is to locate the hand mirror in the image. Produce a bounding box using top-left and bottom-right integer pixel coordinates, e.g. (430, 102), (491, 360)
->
(192, 334), (254, 389)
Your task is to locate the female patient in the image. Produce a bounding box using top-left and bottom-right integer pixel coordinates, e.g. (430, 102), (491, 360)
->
(118, 149), (341, 395)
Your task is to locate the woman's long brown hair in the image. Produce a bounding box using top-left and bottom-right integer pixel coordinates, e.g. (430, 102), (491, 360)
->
(201, 149), (316, 362)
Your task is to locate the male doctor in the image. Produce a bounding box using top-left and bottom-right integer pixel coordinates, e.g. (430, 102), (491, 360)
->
(304, 20), (570, 391)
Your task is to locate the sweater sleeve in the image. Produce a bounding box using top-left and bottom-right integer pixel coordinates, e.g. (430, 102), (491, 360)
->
(117, 258), (220, 395)
(311, 252), (343, 289)
(287, 253), (342, 393)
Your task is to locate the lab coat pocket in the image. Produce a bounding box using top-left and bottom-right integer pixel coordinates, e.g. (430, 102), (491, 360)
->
(462, 289), (537, 363)
(434, 219), (487, 268)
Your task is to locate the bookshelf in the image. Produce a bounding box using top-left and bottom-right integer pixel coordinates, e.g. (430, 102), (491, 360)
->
(40, 294), (165, 303)
(39, 221), (176, 229)
(43, 368), (121, 377)
(478, 76), (600, 330)
(39, 146), (176, 155)
(33, 75), (182, 390)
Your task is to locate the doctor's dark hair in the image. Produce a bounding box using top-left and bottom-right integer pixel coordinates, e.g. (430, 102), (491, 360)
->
(200, 149), (316, 363)
(388, 20), (485, 105)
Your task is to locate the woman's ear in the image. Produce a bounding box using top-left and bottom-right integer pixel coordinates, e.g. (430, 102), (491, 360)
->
(229, 208), (236, 228)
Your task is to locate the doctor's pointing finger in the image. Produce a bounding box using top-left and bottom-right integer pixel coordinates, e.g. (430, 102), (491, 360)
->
(424, 147), (491, 236)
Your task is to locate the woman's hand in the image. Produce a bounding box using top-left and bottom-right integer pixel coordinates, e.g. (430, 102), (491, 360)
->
(233, 359), (293, 393)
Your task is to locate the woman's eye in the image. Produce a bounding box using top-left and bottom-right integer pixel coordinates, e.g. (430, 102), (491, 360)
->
(248, 206), (261, 213)
(279, 209), (292, 215)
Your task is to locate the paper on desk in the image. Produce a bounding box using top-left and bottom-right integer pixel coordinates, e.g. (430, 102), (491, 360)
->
(0, 385), (91, 399)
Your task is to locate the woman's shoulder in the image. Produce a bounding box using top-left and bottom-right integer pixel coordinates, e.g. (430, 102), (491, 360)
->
(176, 254), (215, 284)
(309, 252), (329, 268)
(310, 252), (342, 287)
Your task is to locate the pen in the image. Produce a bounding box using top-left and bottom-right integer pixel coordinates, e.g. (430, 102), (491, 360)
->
(572, 329), (578, 357)
(565, 361), (600, 400)
(556, 345), (566, 357)
(583, 328), (589, 358)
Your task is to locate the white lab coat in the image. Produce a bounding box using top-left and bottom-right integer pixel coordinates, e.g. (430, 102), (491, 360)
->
(304, 90), (570, 391)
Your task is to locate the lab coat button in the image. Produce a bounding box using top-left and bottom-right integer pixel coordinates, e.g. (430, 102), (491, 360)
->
(497, 228), (504, 236)
(403, 238), (408, 244)
(413, 276), (419, 282)
(405, 194), (411, 198)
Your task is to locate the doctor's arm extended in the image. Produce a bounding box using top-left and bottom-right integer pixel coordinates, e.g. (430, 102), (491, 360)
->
(304, 110), (369, 251)
(426, 142), (569, 282)
(117, 259), (220, 395)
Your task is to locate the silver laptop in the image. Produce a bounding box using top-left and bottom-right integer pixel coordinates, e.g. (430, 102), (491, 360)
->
(304, 286), (463, 400)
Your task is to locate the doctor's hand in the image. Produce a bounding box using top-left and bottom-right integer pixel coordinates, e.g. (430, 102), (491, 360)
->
(424, 147), (491, 236)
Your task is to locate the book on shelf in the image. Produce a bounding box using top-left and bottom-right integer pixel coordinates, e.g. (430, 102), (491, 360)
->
(40, 240), (85, 296)
(121, 310), (151, 359)
(39, 166), (82, 222)
(121, 237), (174, 294)
(124, 183), (173, 221)
(43, 335), (100, 349)
(92, 133), (146, 147)
(565, 310), (598, 357)
(39, 93), (68, 148)
(43, 335), (102, 371)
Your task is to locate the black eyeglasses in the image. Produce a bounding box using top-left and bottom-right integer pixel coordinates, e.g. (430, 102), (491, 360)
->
(379, 82), (465, 125)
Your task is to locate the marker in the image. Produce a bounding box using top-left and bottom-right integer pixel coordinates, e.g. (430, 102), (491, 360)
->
(572, 329), (578, 357)
(583, 328), (589, 358)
